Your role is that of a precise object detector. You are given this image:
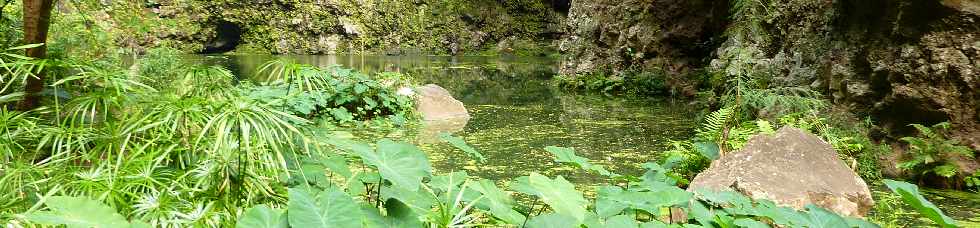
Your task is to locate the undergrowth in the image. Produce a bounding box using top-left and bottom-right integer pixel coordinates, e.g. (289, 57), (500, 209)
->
(554, 70), (669, 96)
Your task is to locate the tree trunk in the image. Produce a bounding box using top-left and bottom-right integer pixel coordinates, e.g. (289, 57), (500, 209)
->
(17, 0), (54, 111)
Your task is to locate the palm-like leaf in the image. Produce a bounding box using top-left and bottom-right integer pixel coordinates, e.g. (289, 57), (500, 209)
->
(257, 59), (329, 92)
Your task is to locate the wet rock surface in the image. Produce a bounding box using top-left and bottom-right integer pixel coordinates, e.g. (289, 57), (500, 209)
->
(689, 127), (875, 217)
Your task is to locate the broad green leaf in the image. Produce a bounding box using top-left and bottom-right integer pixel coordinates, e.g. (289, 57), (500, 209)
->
(803, 204), (848, 228)
(321, 154), (352, 178)
(733, 218), (769, 228)
(596, 186), (629, 218)
(429, 171), (469, 192)
(545, 146), (614, 176)
(844, 217), (881, 228)
(356, 139), (431, 191)
(883, 179), (957, 227)
(751, 199), (810, 226)
(527, 213), (580, 228)
(509, 176), (539, 196)
(440, 133), (485, 162)
(693, 142), (720, 160)
(237, 205), (287, 228)
(129, 221), (153, 228)
(25, 196), (130, 228)
(469, 180), (525, 224)
(605, 215), (640, 228)
(640, 220), (670, 228)
(361, 202), (421, 228)
(381, 185), (436, 215)
(598, 187), (690, 216)
(528, 173), (588, 223)
(298, 162), (328, 186)
(288, 187), (362, 228)
(583, 213), (605, 228)
(641, 162), (677, 190)
(688, 201), (715, 226)
(385, 199), (424, 227)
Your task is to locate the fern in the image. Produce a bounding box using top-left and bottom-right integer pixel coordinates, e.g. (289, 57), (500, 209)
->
(756, 119), (775, 135)
(696, 106), (734, 143)
(899, 122), (976, 178)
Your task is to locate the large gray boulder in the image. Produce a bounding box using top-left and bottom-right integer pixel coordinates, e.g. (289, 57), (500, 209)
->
(415, 84), (470, 121)
(688, 127), (874, 217)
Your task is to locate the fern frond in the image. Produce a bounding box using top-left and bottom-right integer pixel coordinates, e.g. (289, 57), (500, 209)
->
(696, 106), (734, 142)
(756, 119), (775, 135)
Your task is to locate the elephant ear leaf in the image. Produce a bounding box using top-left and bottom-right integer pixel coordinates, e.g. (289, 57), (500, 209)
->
(288, 187), (362, 228)
(545, 146), (614, 176)
(470, 180), (525, 224)
(356, 139), (432, 191)
(883, 179), (957, 227)
(237, 204), (288, 228)
(527, 173), (588, 224)
(25, 196), (130, 228)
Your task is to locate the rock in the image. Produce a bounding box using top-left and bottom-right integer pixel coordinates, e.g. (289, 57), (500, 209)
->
(941, 0), (980, 16)
(688, 127), (875, 217)
(415, 84), (471, 121)
(558, 0), (728, 95)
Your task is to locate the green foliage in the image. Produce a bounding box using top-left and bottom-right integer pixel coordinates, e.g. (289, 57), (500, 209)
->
(236, 205), (287, 228)
(23, 196), (148, 228)
(0, 52), (418, 226)
(287, 187), (361, 228)
(439, 133), (485, 162)
(351, 139), (432, 191)
(545, 146), (614, 177)
(883, 179), (958, 227)
(554, 70), (670, 95)
(966, 172), (980, 193)
(898, 122), (975, 178)
(245, 61), (414, 123)
(11, 133), (951, 228)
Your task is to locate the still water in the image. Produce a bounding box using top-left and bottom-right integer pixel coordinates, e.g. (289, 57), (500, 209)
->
(198, 54), (980, 226)
(199, 54), (700, 184)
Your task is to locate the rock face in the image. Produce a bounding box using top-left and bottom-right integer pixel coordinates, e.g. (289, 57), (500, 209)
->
(558, 0), (729, 89)
(152, 0), (568, 54)
(559, 0), (980, 153)
(689, 127), (874, 217)
(415, 84), (470, 121)
(711, 0), (980, 152)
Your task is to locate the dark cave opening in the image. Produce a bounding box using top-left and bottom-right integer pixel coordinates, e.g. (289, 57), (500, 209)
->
(201, 21), (242, 54)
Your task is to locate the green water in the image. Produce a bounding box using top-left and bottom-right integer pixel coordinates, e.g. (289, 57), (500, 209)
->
(201, 54), (980, 226)
(199, 54), (700, 184)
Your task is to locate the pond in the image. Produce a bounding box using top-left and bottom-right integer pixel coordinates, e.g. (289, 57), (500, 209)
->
(198, 54), (701, 185)
(198, 54), (980, 225)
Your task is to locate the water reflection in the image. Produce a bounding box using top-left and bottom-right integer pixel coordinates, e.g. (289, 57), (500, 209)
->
(202, 54), (699, 184)
(198, 54), (980, 225)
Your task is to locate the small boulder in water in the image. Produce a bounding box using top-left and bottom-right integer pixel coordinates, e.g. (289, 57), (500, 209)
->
(414, 84), (470, 121)
(688, 127), (874, 217)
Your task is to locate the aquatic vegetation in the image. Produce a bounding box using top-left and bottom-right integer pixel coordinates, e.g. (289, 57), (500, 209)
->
(553, 71), (669, 95)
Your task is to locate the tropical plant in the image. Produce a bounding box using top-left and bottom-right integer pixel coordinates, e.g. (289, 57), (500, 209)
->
(898, 122), (975, 179)
(883, 179), (958, 227)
